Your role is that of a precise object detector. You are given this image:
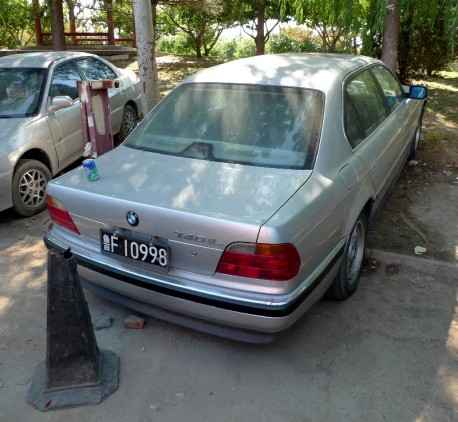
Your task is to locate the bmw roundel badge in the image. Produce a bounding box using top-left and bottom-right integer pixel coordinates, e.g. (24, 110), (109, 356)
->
(126, 211), (139, 226)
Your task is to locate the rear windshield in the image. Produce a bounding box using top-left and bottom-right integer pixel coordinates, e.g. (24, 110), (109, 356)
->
(0, 68), (46, 118)
(125, 83), (324, 169)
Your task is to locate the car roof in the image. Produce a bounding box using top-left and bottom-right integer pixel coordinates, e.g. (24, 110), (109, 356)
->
(0, 51), (98, 69)
(183, 53), (382, 93)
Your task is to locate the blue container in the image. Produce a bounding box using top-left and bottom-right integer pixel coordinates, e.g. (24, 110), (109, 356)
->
(82, 159), (100, 181)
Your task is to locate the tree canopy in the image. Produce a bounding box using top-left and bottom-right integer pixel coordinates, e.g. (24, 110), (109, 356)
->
(1, 0), (457, 78)
(281, 0), (458, 76)
(0, 0), (35, 48)
(158, 0), (237, 58)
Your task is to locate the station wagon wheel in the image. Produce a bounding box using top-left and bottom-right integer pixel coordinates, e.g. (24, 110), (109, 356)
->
(327, 211), (368, 300)
(12, 159), (51, 217)
(408, 109), (424, 160)
(118, 104), (137, 141)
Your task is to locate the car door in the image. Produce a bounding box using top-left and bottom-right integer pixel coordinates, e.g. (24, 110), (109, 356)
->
(46, 60), (84, 169)
(343, 66), (408, 203)
(74, 57), (124, 133)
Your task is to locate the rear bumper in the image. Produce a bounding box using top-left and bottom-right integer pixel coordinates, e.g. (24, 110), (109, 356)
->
(44, 231), (344, 342)
(80, 277), (281, 344)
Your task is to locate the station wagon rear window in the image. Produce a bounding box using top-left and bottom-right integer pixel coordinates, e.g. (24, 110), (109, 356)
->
(125, 83), (324, 169)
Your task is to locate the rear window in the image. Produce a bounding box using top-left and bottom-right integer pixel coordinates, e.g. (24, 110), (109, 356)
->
(125, 83), (324, 169)
(75, 57), (117, 80)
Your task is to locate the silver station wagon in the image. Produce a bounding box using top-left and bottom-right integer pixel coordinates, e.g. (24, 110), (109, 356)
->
(44, 53), (427, 342)
(0, 51), (142, 217)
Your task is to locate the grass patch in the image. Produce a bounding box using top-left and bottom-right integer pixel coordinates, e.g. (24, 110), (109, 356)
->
(115, 54), (225, 97)
(156, 55), (225, 97)
(412, 71), (458, 160)
(413, 71), (458, 127)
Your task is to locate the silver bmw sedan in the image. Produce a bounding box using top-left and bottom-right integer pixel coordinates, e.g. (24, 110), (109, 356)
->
(44, 53), (427, 343)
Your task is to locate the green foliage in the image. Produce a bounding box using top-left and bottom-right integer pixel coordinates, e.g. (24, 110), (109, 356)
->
(266, 32), (298, 53)
(232, 37), (257, 58)
(4, 0), (457, 77)
(80, 0), (134, 37)
(360, 0), (384, 57)
(158, 0), (238, 58)
(235, 0), (290, 25)
(0, 0), (35, 48)
(398, 3), (453, 80)
(228, 0), (291, 55)
(279, 0), (366, 52)
(266, 31), (319, 53)
(210, 38), (238, 59)
(158, 33), (257, 60)
(156, 32), (195, 56)
(112, 0), (135, 40)
(281, 0), (457, 74)
(206, 36), (257, 59)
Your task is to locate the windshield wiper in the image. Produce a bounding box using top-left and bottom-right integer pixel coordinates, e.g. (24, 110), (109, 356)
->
(0, 115), (13, 118)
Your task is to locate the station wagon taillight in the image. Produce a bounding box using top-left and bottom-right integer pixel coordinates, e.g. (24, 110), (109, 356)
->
(46, 195), (80, 234)
(216, 243), (300, 281)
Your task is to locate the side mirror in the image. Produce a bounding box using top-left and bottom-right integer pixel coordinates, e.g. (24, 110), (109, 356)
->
(409, 85), (428, 100)
(49, 95), (74, 112)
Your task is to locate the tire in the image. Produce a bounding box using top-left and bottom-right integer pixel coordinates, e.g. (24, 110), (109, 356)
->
(408, 110), (424, 161)
(12, 159), (51, 217)
(327, 211), (368, 300)
(118, 104), (137, 142)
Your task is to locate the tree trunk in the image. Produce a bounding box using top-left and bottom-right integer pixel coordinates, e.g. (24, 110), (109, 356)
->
(381, 0), (400, 73)
(33, 0), (43, 45)
(49, 0), (66, 51)
(194, 37), (203, 59)
(151, 0), (158, 33)
(106, 0), (115, 45)
(66, 0), (77, 45)
(255, 0), (265, 55)
(133, 0), (160, 116)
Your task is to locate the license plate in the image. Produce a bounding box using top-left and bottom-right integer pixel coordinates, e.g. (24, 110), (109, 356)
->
(101, 229), (168, 269)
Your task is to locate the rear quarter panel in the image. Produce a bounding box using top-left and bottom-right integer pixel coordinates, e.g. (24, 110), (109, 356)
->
(108, 70), (142, 134)
(258, 78), (377, 291)
(258, 152), (374, 292)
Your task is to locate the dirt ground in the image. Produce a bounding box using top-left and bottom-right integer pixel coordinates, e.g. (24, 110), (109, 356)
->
(367, 108), (458, 264)
(0, 214), (457, 421)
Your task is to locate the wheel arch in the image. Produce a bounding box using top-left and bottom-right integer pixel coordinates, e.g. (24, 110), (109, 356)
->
(344, 184), (375, 237)
(125, 99), (139, 119)
(15, 148), (53, 175)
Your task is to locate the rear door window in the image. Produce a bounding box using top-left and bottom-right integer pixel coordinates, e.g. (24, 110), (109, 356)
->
(370, 65), (404, 113)
(50, 61), (82, 100)
(344, 69), (387, 148)
(76, 58), (117, 80)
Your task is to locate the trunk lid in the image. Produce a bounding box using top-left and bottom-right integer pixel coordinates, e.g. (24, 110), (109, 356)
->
(49, 146), (312, 274)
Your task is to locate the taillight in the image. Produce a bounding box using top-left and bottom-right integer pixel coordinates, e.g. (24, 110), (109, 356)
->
(216, 243), (300, 281)
(46, 195), (80, 234)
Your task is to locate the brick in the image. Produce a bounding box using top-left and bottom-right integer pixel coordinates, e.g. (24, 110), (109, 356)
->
(123, 315), (146, 329)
